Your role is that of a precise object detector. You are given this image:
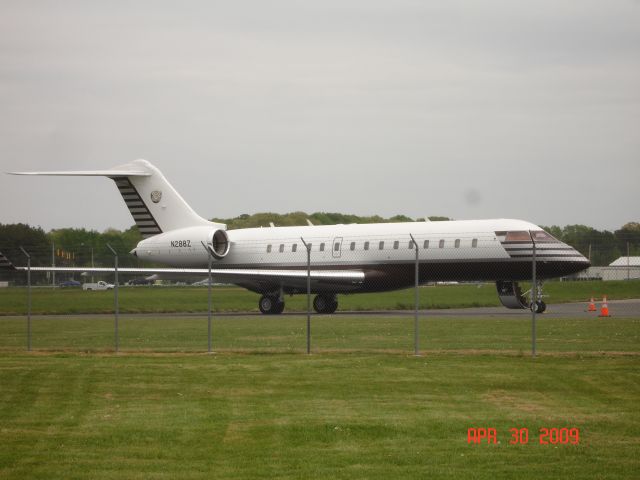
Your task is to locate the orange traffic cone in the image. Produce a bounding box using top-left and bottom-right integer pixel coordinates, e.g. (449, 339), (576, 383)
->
(598, 296), (610, 317)
(588, 297), (597, 312)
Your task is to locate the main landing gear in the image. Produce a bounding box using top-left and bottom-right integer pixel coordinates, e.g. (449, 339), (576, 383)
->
(258, 293), (339, 315)
(312, 294), (338, 314)
(258, 295), (285, 314)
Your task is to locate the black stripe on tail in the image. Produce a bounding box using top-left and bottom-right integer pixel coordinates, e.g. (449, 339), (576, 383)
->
(111, 177), (162, 238)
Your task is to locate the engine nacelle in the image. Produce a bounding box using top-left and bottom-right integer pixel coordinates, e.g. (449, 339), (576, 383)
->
(208, 229), (230, 259)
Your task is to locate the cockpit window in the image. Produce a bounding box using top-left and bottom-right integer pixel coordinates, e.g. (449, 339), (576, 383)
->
(504, 231), (532, 242)
(531, 231), (559, 243)
(498, 230), (560, 243)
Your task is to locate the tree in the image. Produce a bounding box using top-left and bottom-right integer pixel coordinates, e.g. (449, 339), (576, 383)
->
(615, 223), (640, 257)
(0, 223), (51, 283)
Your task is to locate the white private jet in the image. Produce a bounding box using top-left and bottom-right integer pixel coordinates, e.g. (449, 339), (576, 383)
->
(2, 159), (590, 314)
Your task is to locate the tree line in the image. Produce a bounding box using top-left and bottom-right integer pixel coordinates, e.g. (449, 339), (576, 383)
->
(1, 215), (638, 283)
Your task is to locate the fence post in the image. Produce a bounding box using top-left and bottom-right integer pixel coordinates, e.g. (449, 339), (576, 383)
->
(51, 241), (55, 286)
(19, 246), (31, 352)
(628, 242), (631, 281)
(106, 244), (119, 353)
(530, 233), (536, 358)
(201, 241), (213, 353)
(300, 237), (311, 355)
(409, 234), (420, 356)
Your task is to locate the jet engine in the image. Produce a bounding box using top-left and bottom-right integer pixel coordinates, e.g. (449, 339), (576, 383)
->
(208, 229), (230, 259)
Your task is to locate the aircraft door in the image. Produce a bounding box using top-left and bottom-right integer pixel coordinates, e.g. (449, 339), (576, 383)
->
(332, 237), (343, 258)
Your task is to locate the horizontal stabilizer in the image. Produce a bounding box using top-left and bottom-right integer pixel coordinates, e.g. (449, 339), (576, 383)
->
(8, 169), (150, 177)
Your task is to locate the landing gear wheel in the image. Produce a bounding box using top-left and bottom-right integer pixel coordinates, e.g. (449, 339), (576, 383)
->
(273, 300), (285, 314)
(313, 294), (338, 314)
(259, 295), (274, 314)
(531, 301), (546, 314)
(259, 295), (285, 314)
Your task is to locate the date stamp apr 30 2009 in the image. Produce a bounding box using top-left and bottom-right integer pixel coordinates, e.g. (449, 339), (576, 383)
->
(467, 427), (580, 445)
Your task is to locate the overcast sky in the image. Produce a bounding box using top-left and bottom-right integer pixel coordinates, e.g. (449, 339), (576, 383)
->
(1, 0), (638, 232)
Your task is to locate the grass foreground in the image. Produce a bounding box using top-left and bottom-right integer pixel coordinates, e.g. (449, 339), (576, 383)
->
(0, 352), (638, 479)
(1, 315), (639, 479)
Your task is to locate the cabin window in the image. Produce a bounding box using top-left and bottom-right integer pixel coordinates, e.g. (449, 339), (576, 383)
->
(472, 238), (478, 248)
(334, 242), (340, 251)
(423, 240), (429, 249)
(364, 241), (370, 250)
(393, 240), (399, 250)
(350, 242), (356, 251)
(454, 239), (460, 248)
(307, 243), (312, 251)
(279, 244), (284, 253)
(320, 242), (325, 252)
(409, 240), (414, 249)
(266, 244), (272, 253)
(292, 243), (297, 252)
(379, 241), (385, 250)
(439, 239), (445, 249)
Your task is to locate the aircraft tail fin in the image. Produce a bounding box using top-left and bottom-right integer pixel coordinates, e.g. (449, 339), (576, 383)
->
(9, 159), (222, 236)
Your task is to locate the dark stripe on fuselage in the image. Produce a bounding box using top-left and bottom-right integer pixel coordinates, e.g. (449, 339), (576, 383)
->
(365, 260), (589, 291)
(208, 259), (590, 294)
(505, 252), (577, 257)
(504, 247), (575, 252)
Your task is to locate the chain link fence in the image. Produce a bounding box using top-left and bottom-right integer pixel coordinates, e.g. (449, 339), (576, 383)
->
(1, 231), (639, 354)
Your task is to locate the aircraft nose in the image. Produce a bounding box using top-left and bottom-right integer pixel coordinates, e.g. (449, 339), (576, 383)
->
(570, 246), (591, 272)
(578, 251), (591, 268)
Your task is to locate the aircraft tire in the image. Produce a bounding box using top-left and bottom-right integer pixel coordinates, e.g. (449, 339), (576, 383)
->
(530, 301), (546, 314)
(325, 300), (338, 314)
(313, 294), (338, 314)
(259, 295), (274, 314)
(259, 295), (285, 314)
(273, 300), (285, 314)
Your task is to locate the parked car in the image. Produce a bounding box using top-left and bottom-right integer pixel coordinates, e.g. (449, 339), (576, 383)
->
(82, 281), (115, 291)
(59, 280), (81, 288)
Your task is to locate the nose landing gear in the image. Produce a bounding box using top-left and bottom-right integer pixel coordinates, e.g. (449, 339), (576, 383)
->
(496, 280), (547, 313)
(530, 280), (546, 313)
(531, 301), (547, 313)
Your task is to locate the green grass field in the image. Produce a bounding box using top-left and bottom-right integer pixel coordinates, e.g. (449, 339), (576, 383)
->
(0, 315), (639, 354)
(1, 279), (638, 315)
(1, 280), (639, 479)
(1, 314), (639, 478)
